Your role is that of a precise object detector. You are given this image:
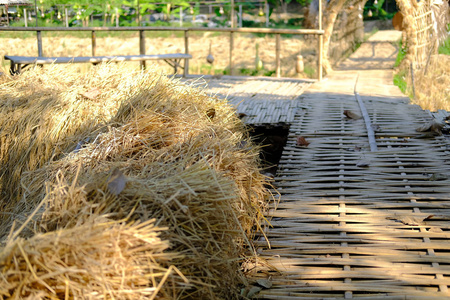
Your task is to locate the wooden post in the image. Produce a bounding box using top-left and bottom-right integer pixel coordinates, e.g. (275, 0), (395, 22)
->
(37, 30), (43, 57)
(91, 30), (96, 56)
(184, 30), (189, 77)
(317, 0), (323, 81)
(276, 34), (281, 78)
(24, 9), (28, 27)
(65, 7), (68, 27)
(229, 31), (234, 75)
(139, 30), (146, 69)
(265, 2), (269, 27)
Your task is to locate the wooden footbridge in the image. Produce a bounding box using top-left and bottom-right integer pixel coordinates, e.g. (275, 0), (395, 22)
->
(196, 31), (450, 299)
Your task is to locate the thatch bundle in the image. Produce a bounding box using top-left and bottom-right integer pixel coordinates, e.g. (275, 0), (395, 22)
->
(0, 64), (270, 299)
(397, 0), (449, 68)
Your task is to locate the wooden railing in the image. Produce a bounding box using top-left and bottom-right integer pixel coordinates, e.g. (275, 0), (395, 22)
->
(0, 26), (324, 80)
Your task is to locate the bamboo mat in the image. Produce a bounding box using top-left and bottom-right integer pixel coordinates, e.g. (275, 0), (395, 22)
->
(250, 70), (450, 299)
(183, 76), (312, 125)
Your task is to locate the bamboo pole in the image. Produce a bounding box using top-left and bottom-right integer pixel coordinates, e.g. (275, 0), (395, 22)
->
(139, 30), (146, 69)
(354, 75), (377, 152)
(276, 34), (281, 78)
(24, 9), (27, 27)
(91, 30), (96, 56)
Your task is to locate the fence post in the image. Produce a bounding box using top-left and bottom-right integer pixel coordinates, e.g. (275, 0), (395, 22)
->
(139, 30), (146, 69)
(276, 33), (281, 78)
(37, 30), (43, 57)
(65, 7), (68, 27)
(184, 30), (189, 77)
(317, 0), (323, 81)
(91, 30), (96, 56)
(24, 9), (28, 27)
(229, 31), (234, 76)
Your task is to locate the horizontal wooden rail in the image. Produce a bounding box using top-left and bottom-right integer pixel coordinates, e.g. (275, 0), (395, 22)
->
(0, 26), (324, 35)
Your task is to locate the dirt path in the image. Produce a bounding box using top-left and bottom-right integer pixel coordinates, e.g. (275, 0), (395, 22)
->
(249, 30), (450, 299)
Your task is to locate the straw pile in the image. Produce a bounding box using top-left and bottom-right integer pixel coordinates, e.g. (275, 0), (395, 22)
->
(0, 64), (270, 299)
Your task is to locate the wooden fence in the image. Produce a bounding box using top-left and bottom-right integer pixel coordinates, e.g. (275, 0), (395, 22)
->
(0, 26), (324, 80)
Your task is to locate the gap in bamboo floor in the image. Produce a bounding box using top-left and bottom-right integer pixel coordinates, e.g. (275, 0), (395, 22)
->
(248, 123), (291, 177)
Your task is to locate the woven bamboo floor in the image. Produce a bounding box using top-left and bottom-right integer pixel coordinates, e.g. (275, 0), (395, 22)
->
(248, 31), (450, 299)
(184, 76), (312, 125)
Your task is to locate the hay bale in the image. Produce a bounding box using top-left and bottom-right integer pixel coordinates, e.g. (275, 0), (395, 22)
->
(0, 64), (270, 299)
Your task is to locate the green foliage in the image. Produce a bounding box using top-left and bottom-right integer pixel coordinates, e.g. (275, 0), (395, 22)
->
(238, 67), (275, 77)
(438, 36), (450, 55)
(364, 0), (394, 20)
(394, 40), (407, 68)
(393, 70), (407, 94)
(303, 63), (315, 78)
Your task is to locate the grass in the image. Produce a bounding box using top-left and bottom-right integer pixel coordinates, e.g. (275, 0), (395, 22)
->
(394, 40), (407, 68)
(438, 37), (450, 55)
(393, 69), (408, 94)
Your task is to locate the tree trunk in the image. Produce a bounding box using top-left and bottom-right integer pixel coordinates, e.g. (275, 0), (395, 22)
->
(321, 0), (347, 73)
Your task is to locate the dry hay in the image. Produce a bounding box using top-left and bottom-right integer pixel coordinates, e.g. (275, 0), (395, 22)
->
(0, 64), (144, 206)
(406, 54), (450, 111)
(0, 64), (270, 299)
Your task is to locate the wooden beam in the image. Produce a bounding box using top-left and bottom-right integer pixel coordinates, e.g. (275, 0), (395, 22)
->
(276, 34), (281, 78)
(37, 30), (43, 57)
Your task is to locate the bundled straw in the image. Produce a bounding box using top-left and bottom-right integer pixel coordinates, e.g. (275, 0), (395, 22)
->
(0, 217), (184, 299)
(0, 64), (269, 299)
(0, 64), (147, 205)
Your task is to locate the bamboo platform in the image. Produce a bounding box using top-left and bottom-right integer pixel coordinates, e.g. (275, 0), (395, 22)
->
(188, 30), (450, 298)
(184, 76), (312, 125)
(249, 69), (450, 298)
